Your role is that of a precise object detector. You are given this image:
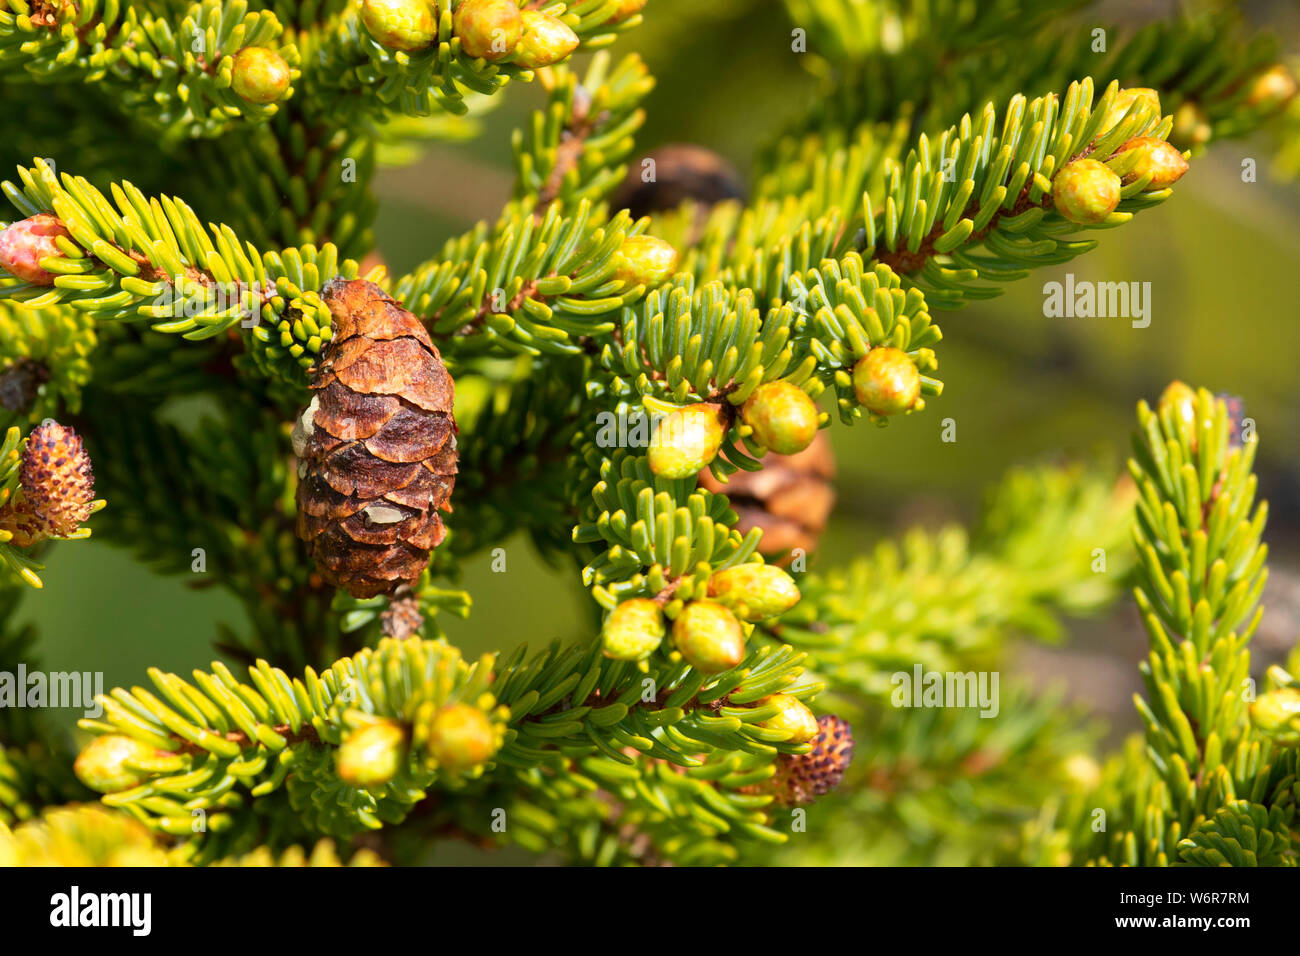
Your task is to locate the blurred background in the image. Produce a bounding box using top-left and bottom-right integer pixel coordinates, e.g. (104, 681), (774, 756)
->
(15, 0), (1300, 858)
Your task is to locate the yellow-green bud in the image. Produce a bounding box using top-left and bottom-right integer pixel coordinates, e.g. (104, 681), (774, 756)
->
(231, 47), (292, 104)
(1171, 102), (1211, 150)
(756, 694), (819, 743)
(1157, 380), (1200, 447)
(1245, 65), (1298, 113)
(511, 10), (578, 68)
(673, 600), (746, 674)
(610, 235), (678, 287)
(852, 347), (921, 415)
(1101, 87), (1161, 133)
(1052, 158), (1121, 225)
(428, 704), (497, 770)
(1114, 136), (1189, 190)
(707, 563), (801, 621)
(602, 597), (665, 661)
(361, 0), (439, 52)
(74, 735), (157, 794)
(453, 0), (523, 61)
(741, 381), (819, 455)
(1062, 753), (1102, 790)
(1249, 688), (1300, 746)
(648, 402), (728, 479)
(337, 721), (407, 788)
(609, 0), (648, 23)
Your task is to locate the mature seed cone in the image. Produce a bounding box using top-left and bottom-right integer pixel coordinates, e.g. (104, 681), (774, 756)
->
(697, 430), (835, 566)
(0, 419), (95, 547)
(611, 144), (746, 222)
(294, 279), (457, 600)
(760, 714), (855, 807)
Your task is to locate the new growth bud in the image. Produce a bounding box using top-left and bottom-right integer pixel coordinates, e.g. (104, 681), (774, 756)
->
(1114, 136), (1189, 190)
(673, 600), (745, 673)
(707, 563), (801, 621)
(337, 721), (408, 788)
(1100, 87), (1161, 133)
(1171, 102), (1211, 150)
(852, 347), (921, 415)
(648, 402), (728, 479)
(0, 214), (72, 286)
(231, 47), (292, 104)
(1249, 688), (1300, 746)
(1245, 65), (1298, 113)
(1157, 379), (1201, 448)
(361, 0), (439, 52)
(453, 0), (523, 61)
(1052, 158), (1121, 225)
(741, 381), (819, 455)
(610, 235), (678, 287)
(511, 10), (578, 68)
(755, 694), (818, 743)
(601, 597), (665, 661)
(609, 0), (648, 23)
(428, 703), (497, 771)
(74, 735), (158, 794)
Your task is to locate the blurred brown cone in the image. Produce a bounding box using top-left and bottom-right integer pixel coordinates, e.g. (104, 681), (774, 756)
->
(697, 430), (835, 567)
(611, 144), (745, 239)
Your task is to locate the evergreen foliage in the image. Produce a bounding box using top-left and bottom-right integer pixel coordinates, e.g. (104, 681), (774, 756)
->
(0, 0), (1296, 867)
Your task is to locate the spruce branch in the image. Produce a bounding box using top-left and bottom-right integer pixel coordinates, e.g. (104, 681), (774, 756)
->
(1, 0), (301, 138)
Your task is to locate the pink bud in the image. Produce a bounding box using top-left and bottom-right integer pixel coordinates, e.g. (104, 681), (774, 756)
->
(0, 214), (71, 286)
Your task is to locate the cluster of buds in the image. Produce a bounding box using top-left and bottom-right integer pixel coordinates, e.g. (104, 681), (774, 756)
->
(600, 563), (801, 672)
(337, 702), (499, 789)
(1053, 88), (1190, 225)
(361, 0), (588, 69)
(0, 420), (96, 548)
(647, 379), (820, 482)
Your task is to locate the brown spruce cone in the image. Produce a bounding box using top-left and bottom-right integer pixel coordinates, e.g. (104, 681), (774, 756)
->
(294, 278), (457, 600)
(697, 430), (835, 565)
(611, 144), (745, 244)
(0, 419), (95, 547)
(757, 714), (855, 807)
